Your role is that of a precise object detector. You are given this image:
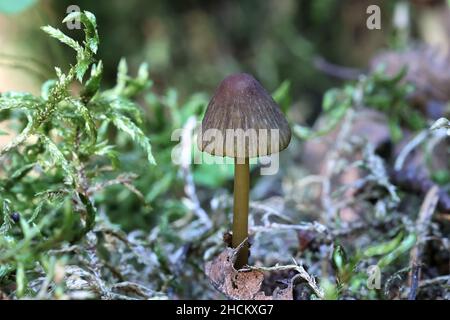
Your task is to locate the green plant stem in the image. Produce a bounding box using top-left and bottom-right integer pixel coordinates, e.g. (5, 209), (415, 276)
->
(232, 157), (249, 269)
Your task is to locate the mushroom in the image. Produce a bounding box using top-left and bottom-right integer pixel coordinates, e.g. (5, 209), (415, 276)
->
(198, 73), (291, 268)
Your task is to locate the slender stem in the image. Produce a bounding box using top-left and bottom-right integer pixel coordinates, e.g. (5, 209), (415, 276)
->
(232, 157), (250, 269)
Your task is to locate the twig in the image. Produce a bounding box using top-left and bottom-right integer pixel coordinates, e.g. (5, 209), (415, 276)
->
(250, 201), (295, 224)
(418, 275), (450, 288)
(313, 57), (362, 80)
(394, 130), (429, 171)
(250, 202), (329, 234)
(408, 186), (439, 300)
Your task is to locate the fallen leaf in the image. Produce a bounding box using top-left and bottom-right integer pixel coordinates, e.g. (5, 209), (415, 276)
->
(205, 248), (293, 300)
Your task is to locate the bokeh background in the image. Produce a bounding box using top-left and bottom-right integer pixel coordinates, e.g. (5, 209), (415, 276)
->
(2, 0), (396, 106)
(1, 0), (449, 299)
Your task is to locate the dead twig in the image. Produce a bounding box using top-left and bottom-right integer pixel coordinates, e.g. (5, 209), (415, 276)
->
(394, 130), (429, 171)
(408, 186), (439, 300)
(250, 201), (295, 225)
(419, 275), (450, 289)
(313, 56), (362, 80)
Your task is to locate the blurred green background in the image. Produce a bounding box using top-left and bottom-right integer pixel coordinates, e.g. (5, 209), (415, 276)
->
(0, 0), (426, 232)
(1, 0), (396, 108)
(1, 0), (450, 300)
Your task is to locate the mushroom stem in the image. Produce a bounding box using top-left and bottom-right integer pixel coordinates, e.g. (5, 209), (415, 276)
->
(232, 157), (250, 269)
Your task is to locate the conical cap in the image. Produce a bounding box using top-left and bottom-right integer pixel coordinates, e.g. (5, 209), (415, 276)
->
(198, 73), (291, 158)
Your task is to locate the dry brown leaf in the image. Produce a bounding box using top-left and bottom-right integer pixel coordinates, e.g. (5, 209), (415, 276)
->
(205, 248), (293, 300)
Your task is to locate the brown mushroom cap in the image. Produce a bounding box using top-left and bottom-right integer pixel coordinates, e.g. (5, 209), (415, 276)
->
(198, 73), (291, 158)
